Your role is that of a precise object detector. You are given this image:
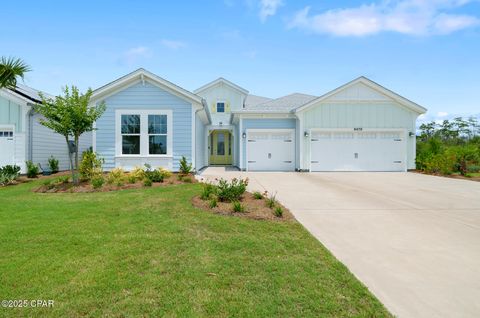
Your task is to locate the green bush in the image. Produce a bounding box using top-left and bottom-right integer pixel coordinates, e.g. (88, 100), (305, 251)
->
(106, 168), (125, 185)
(253, 191), (263, 200)
(200, 183), (216, 200)
(48, 156), (59, 173)
(467, 165), (480, 173)
(273, 206), (283, 217)
(266, 192), (277, 209)
(79, 150), (103, 181)
(0, 165), (21, 186)
(446, 145), (480, 176)
(25, 161), (39, 178)
(91, 176), (104, 189)
(209, 197), (217, 209)
(216, 178), (248, 202)
(232, 201), (245, 213)
(144, 164), (164, 183)
(127, 175), (137, 184)
(57, 175), (70, 184)
(143, 178), (153, 187)
(179, 156), (192, 174)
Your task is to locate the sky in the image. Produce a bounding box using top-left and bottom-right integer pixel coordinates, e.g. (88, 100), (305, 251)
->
(1, 0), (479, 123)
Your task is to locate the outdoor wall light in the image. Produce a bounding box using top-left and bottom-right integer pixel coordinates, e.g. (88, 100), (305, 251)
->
(304, 131), (309, 138)
(242, 132), (246, 139)
(409, 131), (415, 137)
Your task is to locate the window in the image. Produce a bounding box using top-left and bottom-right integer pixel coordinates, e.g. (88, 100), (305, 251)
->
(217, 133), (225, 155)
(117, 110), (172, 157)
(148, 115), (167, 154)
(121, 115), (140, 154)
(216, 102), (225, 113)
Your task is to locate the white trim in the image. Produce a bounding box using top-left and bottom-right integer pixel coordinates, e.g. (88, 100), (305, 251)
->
(298, 114), (304, 170)
(91, 68), (203, 106)
(245, 128), (296, 172)
(0, 89), (30, 107)
(115, 109), (173, 158)
(192, 107), (196, 169)
(216, 100), (226, 113)
(194, 77), (249, 95)
(239, 117), (243, 170)
(92, 121), (97, 152)
(295, 77), (427, 114)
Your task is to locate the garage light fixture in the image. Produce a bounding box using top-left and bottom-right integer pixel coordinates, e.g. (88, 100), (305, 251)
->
(304, 131), (309, 138)
(409, 132), (415, 137)
(242, 132), (246, 139)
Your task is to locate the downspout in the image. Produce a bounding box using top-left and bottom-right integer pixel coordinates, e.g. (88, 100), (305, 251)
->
(27, 105), (35, 162)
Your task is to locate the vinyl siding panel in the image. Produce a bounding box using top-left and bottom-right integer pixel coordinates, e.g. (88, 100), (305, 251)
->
(95, 80), (192, 171)
(241, 118), (296, 169)
(0, 95), (23, 132)
(195, 113), (206, 170)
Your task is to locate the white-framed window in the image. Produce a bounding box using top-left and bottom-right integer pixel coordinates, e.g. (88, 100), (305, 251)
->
(216, 102), (225, 113)
(115, 109), (173, 157)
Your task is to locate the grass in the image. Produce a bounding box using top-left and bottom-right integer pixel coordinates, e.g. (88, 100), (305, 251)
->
(0, 179), (391, 317)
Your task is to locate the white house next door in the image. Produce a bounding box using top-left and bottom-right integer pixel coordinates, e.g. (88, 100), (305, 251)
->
(310, 130), (406, 172)
(0, 129), (15, 167)
(246, 129), (295, 171)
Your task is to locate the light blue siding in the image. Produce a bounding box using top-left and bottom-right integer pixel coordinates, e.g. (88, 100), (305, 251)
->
(95, 81), (192, 171)
(241, 118), (297, 169)
(0, 95), (22, 132)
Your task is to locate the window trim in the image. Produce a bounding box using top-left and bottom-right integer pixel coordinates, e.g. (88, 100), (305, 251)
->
(115, 109), (173, 158)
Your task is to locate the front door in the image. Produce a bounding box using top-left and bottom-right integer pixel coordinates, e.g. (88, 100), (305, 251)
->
(209, 130), (232, 165)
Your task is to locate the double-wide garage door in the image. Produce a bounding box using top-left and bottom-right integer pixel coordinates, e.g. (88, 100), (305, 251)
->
(310, 130), (406, 172)
(247, 130), (295, 171)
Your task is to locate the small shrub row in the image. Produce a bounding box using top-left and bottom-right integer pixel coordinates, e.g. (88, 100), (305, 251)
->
(0, 165), (21, 186)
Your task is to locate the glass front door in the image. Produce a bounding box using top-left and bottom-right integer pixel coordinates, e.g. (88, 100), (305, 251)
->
(209, 130), (232, 165)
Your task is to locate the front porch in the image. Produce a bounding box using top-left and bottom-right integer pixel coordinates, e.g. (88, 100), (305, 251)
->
(206, 126), (238, 167)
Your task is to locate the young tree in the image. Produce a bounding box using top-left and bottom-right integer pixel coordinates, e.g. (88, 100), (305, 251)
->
(0, 56), (31, 89)
(35, 86), (106, 185)
(419, 121), (437, 140)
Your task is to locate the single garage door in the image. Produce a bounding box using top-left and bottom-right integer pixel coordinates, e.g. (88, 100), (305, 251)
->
(0, 129), (15, 167)
(247, 129), (295, 171)
(310, 130), (406, 172)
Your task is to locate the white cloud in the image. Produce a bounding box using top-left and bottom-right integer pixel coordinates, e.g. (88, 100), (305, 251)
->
(121, 46), (152, 66)
(437, 111), (449, 117)
(160, 39), (187, 50)
(259, 0), (284, 22)
(288, 0), (479, 36)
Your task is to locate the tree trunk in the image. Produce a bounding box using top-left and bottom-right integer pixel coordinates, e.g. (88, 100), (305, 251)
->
(73, 135), (80, 185)
(66, 136), (75, 184)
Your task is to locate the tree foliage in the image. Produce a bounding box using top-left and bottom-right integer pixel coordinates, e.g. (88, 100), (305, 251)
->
(0, 56), (31, 89)
(35, 86), (106, 184)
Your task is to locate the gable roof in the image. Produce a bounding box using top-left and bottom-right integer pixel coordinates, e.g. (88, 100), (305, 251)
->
(0, 84), (53, 105)
(294, 76), (427, 114)
(194, 77), (249, 95)
(91, 68), (203, 105)
(238, 93), (317, 113)
(244, 94), (272, 108)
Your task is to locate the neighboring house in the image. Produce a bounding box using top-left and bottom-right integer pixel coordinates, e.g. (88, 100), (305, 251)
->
(91, 68), (426, 172)
(0, 85), (91, 172)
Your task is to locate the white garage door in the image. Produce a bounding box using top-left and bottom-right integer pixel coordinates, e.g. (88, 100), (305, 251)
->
(310, 130), (406, 172)
(0, 129), (15, 168)
(247, 130), (295, 171)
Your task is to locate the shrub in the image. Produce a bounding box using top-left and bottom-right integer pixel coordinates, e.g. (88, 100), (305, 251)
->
(91, 176), (104, 189)
(179, 156), (192, 174)
(200, 183), (216, 200)
(48, 156), (59, 173)
(57, 175), (70, 184)
(79, 150), (103, 181)
(232, 201), (245, 213)
(144, 164), (164, 183)
(446, 145), (480, 176)
(131, 166), (146, 181)
(127, 175), (137, 184)
(159, 168), (172, 179)
(106, 168), (125, 185)
(209, 197), (217, 208)
(25, 161), (39, 178)
(182, 176), (193, 183)
(467, 165), (480, 173)
(266, 192), (277, 209)
(41, 178), (56, 190)
(216, 178), (248, 202)
(273, 206), (283, 217)
(0, 165), (21, 186)
(143, 178), (152, 187)
(253, 191), (263, 200)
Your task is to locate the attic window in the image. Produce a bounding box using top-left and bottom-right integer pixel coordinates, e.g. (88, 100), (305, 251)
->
(217, 102), (225, 113)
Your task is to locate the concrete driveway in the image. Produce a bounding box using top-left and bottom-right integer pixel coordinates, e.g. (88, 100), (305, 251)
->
(199, 168), (480, 318)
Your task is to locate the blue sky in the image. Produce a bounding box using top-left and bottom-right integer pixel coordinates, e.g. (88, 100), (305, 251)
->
(2, 0), (479, 121)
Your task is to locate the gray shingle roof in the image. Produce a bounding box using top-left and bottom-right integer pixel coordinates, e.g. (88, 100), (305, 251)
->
(242, 93), (317, 112)
(244, 94), (272, 108)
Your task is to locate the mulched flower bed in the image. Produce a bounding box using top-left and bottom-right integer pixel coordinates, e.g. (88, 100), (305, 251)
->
(34, 173), (196, 193)
(192, 191), (295, 222)
(413, 170), (480, 182)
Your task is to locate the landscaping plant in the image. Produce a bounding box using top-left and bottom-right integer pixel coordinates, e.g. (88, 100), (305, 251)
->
(79, 149), (104, 181)
(106, 168), (125, 185)
(91, 176), (104, 189)
(253, 191), (263, 200)
(266, 192), (277, 209)
(273, 206), (283, 217)
(0, 56), (31, 89)
(48, 156), (59, 173)
(143, 178), (153, 187)
(209, 197), (218, 208)
(200, 183), (216, 200)
(144, 164), (164, 183)
(25, 161), (39, 178)
(216, 178), (248, 202)
(179, 156), (192, 174)
(35, 86), (106, 185)
(232, 201), (245, 213)
(0, 165), (21, 186)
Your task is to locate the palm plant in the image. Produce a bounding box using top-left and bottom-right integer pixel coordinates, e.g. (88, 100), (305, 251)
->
(0, 56), (31, 89)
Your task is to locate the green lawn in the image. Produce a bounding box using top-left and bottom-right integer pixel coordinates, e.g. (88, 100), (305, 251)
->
(0, 180), (391, 317)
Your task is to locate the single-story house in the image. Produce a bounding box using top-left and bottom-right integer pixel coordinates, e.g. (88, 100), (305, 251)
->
(90, 68), (426, 172)
(0, 68), (427, 173)
(0, 85), (91, 172)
